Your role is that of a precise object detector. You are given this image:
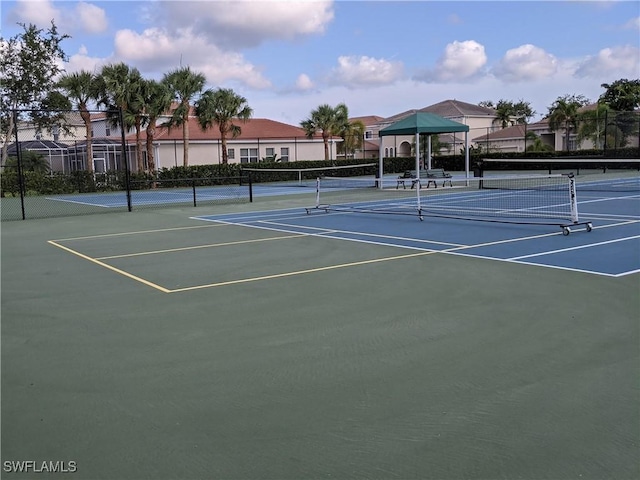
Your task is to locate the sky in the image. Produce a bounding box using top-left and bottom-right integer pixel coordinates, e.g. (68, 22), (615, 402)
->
(2, 0), (639, 125)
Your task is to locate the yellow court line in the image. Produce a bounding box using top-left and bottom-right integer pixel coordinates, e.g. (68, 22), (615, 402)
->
(95, 233), (312, 260)
(48, 240), (171, 293)
(167, 251), (437, 293)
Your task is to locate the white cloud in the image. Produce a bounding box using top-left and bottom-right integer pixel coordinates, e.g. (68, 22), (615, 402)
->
(12, 0), (59, 28)
(10, 0), (108, 36)
(113, 27), (271, 89)
(415, 40), (487, 82)
(64, 45), (109, 75)
(76, 2), (108, 34)
(622, 16), (640, 30)
(329, 55), (403, 88)
(492, 44), (558, 82)
(574, 44), (640, 78)
(160, 0), (335, 48)
(295, 74), (314, 91)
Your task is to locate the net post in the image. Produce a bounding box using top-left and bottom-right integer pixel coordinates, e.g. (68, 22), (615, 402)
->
(315, 177), (320, 208)
(415, 178), (421, 214)
(567, 173), (579, 223)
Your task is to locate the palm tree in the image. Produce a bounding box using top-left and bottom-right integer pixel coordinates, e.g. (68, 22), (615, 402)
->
(546, 94), (589, 151)
(97, 63), (144, 169)
(137, 79), (173, 175)
(576, 103), (610, 149)
(493, 100), (513, 129)
(339, 120), (365, 159)
(491, 99), (535, 129)
(194, 88), (253, 165)
(5, 150), (50, 174)
(56, 70), (100, 173)
(162, 67), (206, 167)
(525, 131), (553, 152)
(301, 103), (349, 161)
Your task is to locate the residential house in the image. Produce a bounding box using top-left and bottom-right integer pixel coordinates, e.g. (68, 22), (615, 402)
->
(127, 117), (333, 171)
(8, 111), (129, 173)
(472, 106), (640, 154)
(348, 115), (385, 159)
(373, 99), (497, 158)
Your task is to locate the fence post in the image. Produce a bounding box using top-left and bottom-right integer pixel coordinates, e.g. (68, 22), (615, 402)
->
(13, 110), (26, 220)
(119, 108), (132, 212)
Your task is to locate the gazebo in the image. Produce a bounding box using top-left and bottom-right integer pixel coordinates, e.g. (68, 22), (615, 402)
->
(378, 112), (470, 178)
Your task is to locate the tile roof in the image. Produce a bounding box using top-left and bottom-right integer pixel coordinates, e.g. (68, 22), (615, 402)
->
(473, 124), (526, 142)
(379, 100), (496, 125)
(127, 117), (325, 142)
(420, 99), (495, 117)
(349, 115), (385, 126)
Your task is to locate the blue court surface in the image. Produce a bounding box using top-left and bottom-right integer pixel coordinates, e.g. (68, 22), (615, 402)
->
(193, 186), (640, 277)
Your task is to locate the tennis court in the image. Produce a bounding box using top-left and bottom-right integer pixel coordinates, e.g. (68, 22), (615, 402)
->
(2, 168), (639, 479)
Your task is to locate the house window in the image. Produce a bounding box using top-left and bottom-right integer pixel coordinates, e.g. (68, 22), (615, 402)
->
(265, 147), (275, 161)
(280, 147), (289, 162)
(105, 126), (111, 136)
(240, 148), (258, 163)
(385, 148), (389, 157)
(365, 131), (373, 139)
(227, 148), (235, 160)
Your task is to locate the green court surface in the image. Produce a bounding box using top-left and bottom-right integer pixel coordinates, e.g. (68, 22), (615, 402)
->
(1, 194), (638, 480)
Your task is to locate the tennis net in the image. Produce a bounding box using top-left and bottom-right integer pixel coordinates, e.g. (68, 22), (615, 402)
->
(242, 163), (378, 187)
(306, 173), (592, 234)
(480, 157), (640, 192)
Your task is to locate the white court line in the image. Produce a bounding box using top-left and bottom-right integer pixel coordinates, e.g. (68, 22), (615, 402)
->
(45, 197), (113, 208)
(259, 220), (466, 248)
(509, 235), (640, 260)
(193, 211), (640, 278)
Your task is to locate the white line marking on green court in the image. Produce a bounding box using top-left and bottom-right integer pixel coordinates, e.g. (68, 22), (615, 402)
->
(95, 233), (312, 260)
(52, 223), (229, 241)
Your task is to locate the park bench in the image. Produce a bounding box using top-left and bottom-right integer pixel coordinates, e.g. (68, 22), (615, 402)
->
(397, 169), (452, 189)
(420, 168), (452, 188)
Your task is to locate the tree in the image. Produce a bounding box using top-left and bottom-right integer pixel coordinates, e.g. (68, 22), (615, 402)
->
(4, 150), (50, 173)
(97, 63), (145, 171)
(525, 131), (553, 152)
(576, 103), (610, 149)
(162, 67), (206, 167)
(339, 120), (365, 159)
(0, 21), (69, 165)
(194, 88), (253, 165)
(57, 70), (101, 173)
(599, 79), (640, 111)
(301, 103), (349, 161)
(137, 79), (173, 175)
(546, 94), (590, 151)
(487, 99), (535, 129)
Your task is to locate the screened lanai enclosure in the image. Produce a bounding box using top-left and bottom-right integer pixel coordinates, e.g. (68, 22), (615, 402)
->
(67, 138), (132, 173)
(5, 140), (70, 172)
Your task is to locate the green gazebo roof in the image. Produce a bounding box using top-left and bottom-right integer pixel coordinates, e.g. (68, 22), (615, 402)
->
(379, 112), (469, 136)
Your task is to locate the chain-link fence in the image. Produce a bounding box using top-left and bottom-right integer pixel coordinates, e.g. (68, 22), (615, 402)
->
(1, 109), (249, 221)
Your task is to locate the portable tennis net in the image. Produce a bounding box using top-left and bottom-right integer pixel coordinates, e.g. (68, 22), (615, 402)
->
(305, 173), (593, 235)
(480, 158), (640, 192)
(242, 163), (378, 187)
